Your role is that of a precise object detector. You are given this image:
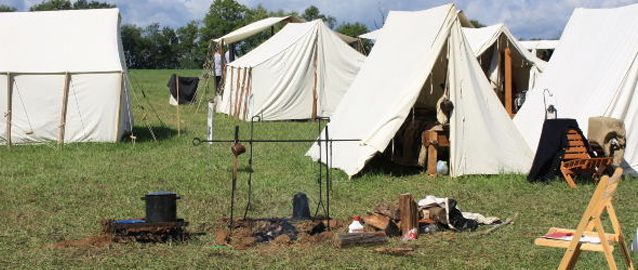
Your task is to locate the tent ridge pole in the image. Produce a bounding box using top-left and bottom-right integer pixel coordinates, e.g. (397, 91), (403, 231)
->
(58, 72), (71, 146)
(5, 72), (12, 147)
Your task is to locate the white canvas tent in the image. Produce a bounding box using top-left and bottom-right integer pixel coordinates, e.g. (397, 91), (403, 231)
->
(514, 4), (638, 175)
(462, 24), (545, 113)
(214, 15), (358, 46)
(0, 9), (132, 145)
(216, 20), (366, 121)
(307, 4), (533, 177)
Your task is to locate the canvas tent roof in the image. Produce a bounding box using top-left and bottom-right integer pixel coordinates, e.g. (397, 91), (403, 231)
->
(306, 4), (533, 177)
(357, 10), (474, 40)
(213, 15), (358, 45)
(0, 9), (132, 144)
(520, 40), (559, 51)
(462, 24), (546, 95)
(216, 20), (365, 121)
(514, 4), (638, 175)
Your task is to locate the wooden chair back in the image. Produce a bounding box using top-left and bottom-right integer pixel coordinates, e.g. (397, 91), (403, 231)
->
(563, 129), (590, 160)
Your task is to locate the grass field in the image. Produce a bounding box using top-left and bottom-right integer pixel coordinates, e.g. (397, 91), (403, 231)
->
(1, 69), (636, 269)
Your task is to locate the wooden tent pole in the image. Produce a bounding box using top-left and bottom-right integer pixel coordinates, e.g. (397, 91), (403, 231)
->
(311, 38), (319, 121)
(115, 71), (125, 141)
(57, 72), (71, 146)
(504, 47), (513, 117)
(176, 74), (181, 135)
(5, 72), (12, 148)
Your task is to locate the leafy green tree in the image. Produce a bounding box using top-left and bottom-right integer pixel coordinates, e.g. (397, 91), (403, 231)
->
(121, 24), (145, 68)
(176, 21), (205, 69)
(30, 0), (113, 11)
(0, 5), (17, 12)
(470, 19), (486, 28)
(29, 0), (72, 11)
(336, 22), (372, 53)
(301, 5), (336, 29)
(73, 0), (115, 9)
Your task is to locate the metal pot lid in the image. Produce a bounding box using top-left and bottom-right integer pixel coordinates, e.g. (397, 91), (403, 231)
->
(145, 191), (176, 196)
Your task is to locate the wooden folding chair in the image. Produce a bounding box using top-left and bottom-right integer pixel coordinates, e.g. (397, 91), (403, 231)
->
(560, 129), (613, 188)
(534, 168), (634, 270)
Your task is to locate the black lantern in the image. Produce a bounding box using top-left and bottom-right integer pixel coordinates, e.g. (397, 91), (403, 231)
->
(543, 89), (558, 120)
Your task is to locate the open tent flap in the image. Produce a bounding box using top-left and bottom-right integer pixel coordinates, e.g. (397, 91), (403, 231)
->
(306, 4), (532, 177)
(463, 24), (545, 97)
(514, 4), (638, 175)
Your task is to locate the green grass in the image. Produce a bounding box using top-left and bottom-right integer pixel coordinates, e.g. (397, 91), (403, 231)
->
(1, 69), (636, 269)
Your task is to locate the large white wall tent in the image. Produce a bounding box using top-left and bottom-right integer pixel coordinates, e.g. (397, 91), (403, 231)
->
(307, 4), (533, 177)
(216, 20), (366, 121)
(462, 24), (546, 115)
(514, 4), (638, 175)
(0, 9), (132, 145)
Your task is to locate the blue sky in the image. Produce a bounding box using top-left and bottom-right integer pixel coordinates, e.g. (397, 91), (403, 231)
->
(2, 0), (638, 39)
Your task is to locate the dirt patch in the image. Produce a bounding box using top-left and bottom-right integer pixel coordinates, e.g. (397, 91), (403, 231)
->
(214, 218), (344, 250)
(48, 235), (112, 249)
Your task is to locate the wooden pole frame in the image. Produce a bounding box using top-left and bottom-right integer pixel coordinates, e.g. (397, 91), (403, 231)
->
(114, 71), (125, 141)
(5, 72), (12, 147)
(57, 72), (71, 146)
(176, 74), (181, 135)
(504, 47), (513, 117)
(311, 38), (319, 121)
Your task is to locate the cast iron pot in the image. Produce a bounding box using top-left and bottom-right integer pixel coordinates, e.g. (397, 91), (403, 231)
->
(141, 191), (180, 223)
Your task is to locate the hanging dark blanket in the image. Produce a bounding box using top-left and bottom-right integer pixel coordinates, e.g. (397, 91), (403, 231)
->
(527, 119), (591, 182)
(167, 74), (199, 104)
(391, 118), (434, 166)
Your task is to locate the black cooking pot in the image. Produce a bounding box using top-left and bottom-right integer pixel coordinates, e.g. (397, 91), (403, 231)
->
(141, 191), (180, 223)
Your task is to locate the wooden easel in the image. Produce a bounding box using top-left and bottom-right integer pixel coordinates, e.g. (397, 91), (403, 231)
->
(534, 168), (634, 270)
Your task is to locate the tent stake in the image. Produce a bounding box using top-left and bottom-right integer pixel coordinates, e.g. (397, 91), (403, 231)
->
(57, 72), (71, 147)
(5, 72), (12, 147)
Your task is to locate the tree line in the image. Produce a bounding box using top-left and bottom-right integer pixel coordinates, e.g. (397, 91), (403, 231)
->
(0, 0), (372, 69)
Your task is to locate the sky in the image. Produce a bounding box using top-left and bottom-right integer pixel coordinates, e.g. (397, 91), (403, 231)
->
(2, 0), (638, 39)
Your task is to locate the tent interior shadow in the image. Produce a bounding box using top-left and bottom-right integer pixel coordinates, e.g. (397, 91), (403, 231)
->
(128, 126), (178, 142)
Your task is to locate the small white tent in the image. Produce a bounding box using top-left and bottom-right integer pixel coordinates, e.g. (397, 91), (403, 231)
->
(306, 4), (533, 177)
(216, 20), (366, 121)
(0, 9), (132, 145)
(514, 4), (638, 175)
(462, 24), (546, 114)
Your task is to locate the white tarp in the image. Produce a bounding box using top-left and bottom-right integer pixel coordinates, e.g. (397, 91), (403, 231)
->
(0, 9), (132, 144)
(213, 15), (357, 45)
(216, 20), (365, 121)
(462, 24), (546, 94)
(514, 4), (638, 175)
(306, 4), (533, 177)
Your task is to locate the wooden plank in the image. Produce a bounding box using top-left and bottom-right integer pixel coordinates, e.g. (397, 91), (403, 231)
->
(567, 140), (585, 147)
(564, 146), (588, 153)
(399, 193), (418, 237)
(334, 232), (388, 248)
(57, 72), (71, 146)
(504, 47), (513, 117)
(362, 213), (401, 237)
(425, 130), (438, 176)
(563, 153), (590, 160)
(5, 72), (12, 147)
(373, 203), (400, 220)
